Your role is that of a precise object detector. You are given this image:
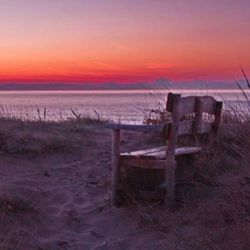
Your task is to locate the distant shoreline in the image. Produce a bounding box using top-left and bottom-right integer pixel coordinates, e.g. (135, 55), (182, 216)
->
(0, 89), (249, 94)
(0, 81), (244, 91)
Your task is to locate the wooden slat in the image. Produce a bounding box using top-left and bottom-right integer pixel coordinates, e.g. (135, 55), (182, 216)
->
(147, 146), (201, 158)
(121, 146), (166, 157)
(200, 96), (217, 114)
(193, 98), (203, 133)
(179, 95), (217, 116)
(178, 120), (212, 135)
(121, 146), (202, 160)
(213, 101), (223, 135)
(178, 120), (193, 135)
(180, 96), (196, 116)
(175, 146), (202, 155)
(121, 146), (201, 169)
(106, 123), (166, 132)
(201, 122), (213, 133)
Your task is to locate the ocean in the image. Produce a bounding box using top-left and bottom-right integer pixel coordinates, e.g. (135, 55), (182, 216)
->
(0, 89), (249, 123)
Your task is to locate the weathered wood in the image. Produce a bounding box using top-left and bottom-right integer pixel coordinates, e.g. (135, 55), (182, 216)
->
(112, 129), (121, 206)
(213, 101), (223, 136)
(193, 98), (203, 133)
(200, 96), (217, 114)
(193, 97), (203, 144)
(121, 146), (202, 160)
(178, 120), (193, 135)
(121, 146), (166, 158)
(180, 96), (196, 116)
(106, 123), (166, 132)
(201, 122), (213, 133)
(166, 93), (174, 140)
(180, 95), (217, 116)
(165, 93), (181, 208)
(176, 146), (202, 155)
(178, 120), (213, 135)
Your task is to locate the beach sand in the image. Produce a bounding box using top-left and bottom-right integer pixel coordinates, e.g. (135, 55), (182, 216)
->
(0, 121), (171, 249)
(0, 119), (249, 250)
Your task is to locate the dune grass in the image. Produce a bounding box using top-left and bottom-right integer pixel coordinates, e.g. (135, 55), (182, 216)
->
(0, 116), (105, 157)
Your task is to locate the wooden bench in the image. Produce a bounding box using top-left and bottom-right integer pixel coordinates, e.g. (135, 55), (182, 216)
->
(108, 92), (223, 208)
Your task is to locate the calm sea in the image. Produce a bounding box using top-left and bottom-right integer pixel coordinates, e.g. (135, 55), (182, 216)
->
(0, 89), (249, 123)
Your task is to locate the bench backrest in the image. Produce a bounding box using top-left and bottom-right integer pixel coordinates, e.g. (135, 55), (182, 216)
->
(166, 92), (223, 145)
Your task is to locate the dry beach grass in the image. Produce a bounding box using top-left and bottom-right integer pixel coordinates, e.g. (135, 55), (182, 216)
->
(0, 109), (249, 249)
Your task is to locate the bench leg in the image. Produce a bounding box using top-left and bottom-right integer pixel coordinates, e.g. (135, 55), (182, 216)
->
(112, 129), (121, 206)
(165, 159), (176, 209)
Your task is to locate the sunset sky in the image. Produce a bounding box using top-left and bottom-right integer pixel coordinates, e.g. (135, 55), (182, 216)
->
(0, 0), (249, 83)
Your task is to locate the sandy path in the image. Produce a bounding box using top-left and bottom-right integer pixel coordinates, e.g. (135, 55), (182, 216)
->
(0, 127), (179, 250)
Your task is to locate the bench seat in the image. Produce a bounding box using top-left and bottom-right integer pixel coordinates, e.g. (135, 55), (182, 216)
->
(120, 146), (202, 169)
(121, 146), (202, 159)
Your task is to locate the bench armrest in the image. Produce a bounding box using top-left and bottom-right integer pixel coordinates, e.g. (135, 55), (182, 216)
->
(106, 123), (168, 132)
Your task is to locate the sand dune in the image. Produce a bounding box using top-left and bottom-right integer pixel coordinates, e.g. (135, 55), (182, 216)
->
(0, 120), (250, 249)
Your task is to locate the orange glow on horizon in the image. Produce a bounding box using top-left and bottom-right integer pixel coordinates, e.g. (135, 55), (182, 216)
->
(0, 0), (249, 83)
